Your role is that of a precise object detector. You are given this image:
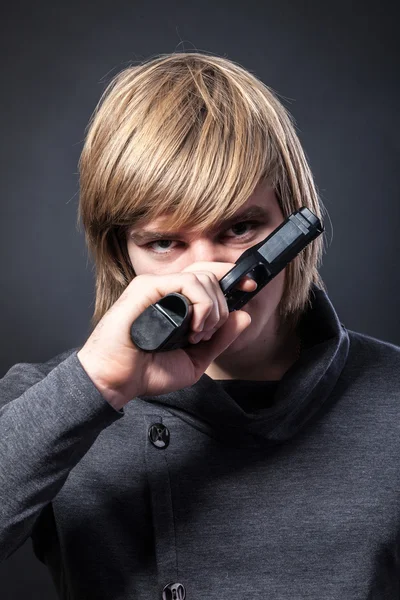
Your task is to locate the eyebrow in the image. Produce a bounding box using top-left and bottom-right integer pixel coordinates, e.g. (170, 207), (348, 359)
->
(129, 205), (270, 243)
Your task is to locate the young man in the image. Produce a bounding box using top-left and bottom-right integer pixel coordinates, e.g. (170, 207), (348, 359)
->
(1, 52), (400, 599)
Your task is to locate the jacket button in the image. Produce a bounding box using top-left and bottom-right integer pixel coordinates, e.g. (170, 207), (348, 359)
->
(149, 423), (170, 448)
(162, 582), (186, 599)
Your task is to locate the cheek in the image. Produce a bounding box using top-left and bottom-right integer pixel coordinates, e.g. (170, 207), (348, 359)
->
(242, 269), (286, 313)
(127, 248), (155, 276)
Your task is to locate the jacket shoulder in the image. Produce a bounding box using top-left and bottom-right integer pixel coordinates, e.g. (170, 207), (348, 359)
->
(0, 347), (80, 407)
(347, 328), (400, 368)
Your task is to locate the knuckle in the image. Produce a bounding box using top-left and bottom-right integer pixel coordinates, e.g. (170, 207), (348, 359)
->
(203, 299), (214, 312)
(200, 303), (215, 326)
(205, 271), (217, 280)
(221, 306), (229, 321)
(185, 272), (198, 283)
(180, 271), (198, 285)
(209, 272), (220, 286)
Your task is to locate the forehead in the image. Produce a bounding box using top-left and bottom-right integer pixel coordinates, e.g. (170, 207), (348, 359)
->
(129, 185), (277, 242)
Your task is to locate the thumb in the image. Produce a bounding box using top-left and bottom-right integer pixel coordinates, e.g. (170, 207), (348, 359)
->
(184, 310), (252, 366)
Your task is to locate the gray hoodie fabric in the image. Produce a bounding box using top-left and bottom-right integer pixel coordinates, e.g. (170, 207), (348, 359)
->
(1, 282), (400, 599)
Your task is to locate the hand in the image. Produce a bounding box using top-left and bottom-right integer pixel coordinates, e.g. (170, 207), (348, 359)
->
(77, 262), (256, 410)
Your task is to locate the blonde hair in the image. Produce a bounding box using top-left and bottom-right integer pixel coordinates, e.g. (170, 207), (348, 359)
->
(77, 51), (328, 334)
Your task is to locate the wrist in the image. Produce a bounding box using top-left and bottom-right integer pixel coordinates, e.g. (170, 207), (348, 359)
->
(77, 350), (130, 411)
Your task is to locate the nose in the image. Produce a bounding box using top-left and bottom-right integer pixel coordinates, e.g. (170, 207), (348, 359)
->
(187, 238), (236, 264)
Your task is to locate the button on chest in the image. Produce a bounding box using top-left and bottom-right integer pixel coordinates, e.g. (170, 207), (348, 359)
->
(149, 423), (170, 448)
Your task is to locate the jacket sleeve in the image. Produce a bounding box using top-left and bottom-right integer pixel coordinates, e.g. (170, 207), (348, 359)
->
(0, 348), (125, 562)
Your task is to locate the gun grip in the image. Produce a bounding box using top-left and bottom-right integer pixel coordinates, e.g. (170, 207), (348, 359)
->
(130, 293), (193, 352)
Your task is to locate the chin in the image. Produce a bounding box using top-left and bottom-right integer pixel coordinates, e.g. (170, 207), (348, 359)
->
(226, 323), (253, 351)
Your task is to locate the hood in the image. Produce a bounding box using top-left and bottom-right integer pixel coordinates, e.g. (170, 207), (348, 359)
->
(139, 283), (350, 447)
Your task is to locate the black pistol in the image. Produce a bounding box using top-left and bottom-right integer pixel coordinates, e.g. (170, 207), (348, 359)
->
(130, 206), (324, 352)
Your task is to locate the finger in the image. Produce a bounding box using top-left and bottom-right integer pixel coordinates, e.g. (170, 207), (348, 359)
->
(240, 278), (258, 292)
(190, 272), (224, 335)
(184, 310), (252, 369)
(189, 272), (257, 343)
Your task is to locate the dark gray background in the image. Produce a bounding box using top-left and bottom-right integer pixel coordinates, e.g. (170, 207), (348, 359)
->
(1, 0), (399, 597)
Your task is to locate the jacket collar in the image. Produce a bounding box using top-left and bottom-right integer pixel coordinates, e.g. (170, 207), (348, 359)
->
(139, 283), (350, 446)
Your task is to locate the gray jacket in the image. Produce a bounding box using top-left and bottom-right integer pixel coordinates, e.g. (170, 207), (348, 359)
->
(1, 283), (400, 599)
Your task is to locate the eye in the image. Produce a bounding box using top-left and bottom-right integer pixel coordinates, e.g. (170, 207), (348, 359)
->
(226, 221), (257, 238)
(142, 220), (263, 255)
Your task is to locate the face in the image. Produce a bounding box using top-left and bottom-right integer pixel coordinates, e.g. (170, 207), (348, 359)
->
(125, 182), (288, 359)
